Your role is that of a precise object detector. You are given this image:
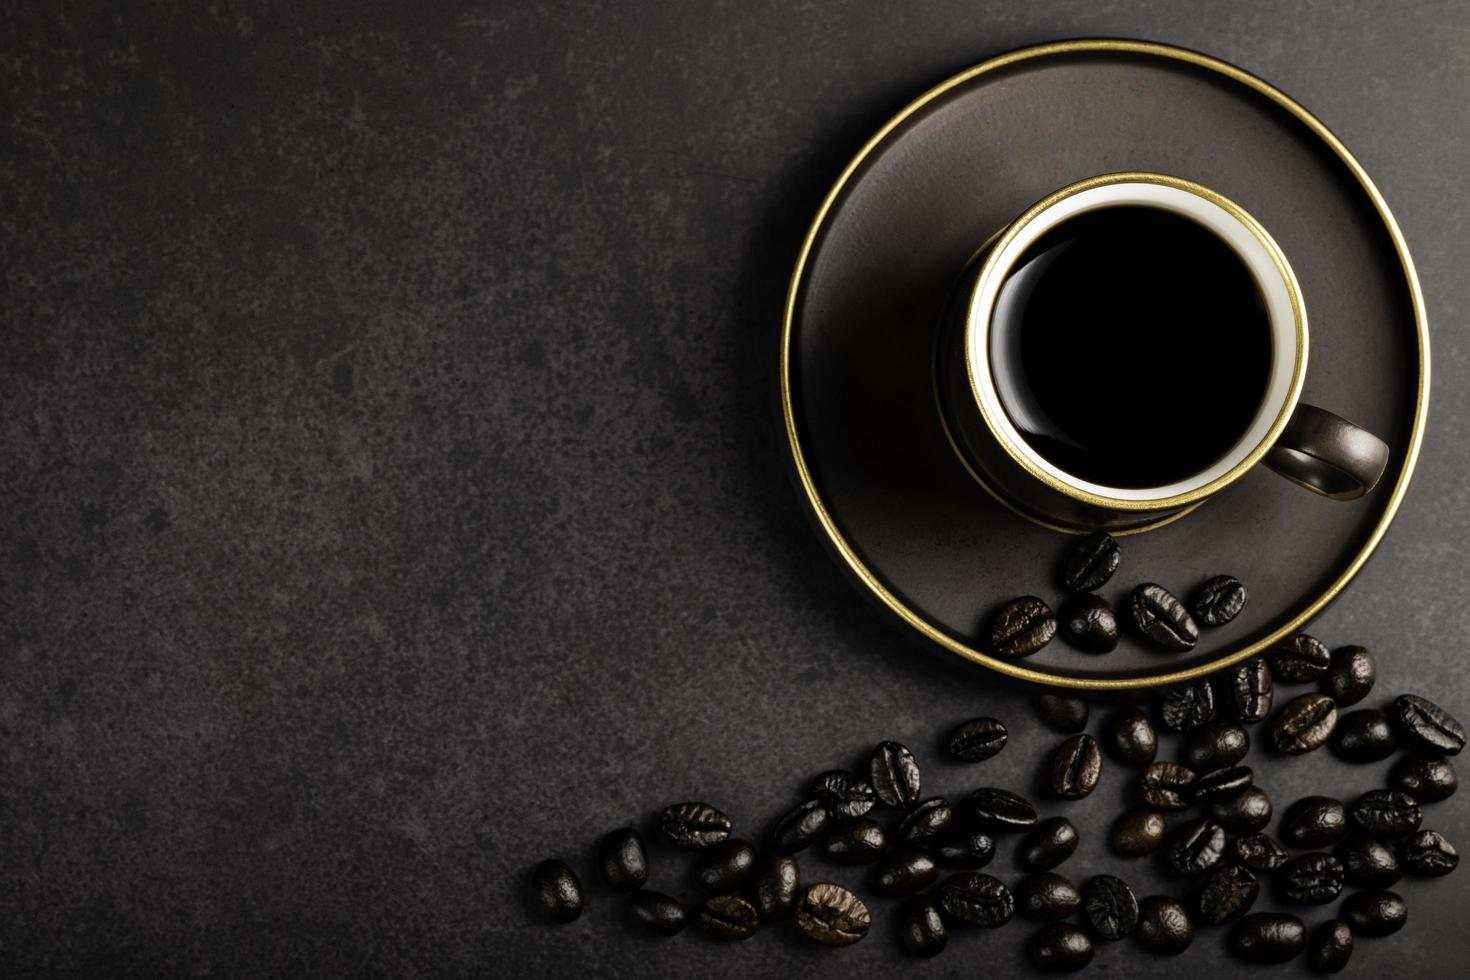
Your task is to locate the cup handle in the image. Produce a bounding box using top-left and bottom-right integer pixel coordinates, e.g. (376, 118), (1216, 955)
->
(1263, 403), (1391, 500)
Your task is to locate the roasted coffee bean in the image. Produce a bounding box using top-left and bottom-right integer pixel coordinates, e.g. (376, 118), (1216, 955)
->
(1390, 755), (1457, 803)
(1211, 785), (1273, 833)
(1325, 645), (1375, 706)
(1049, 734), (1102, 800)
(869, 741), (922, 809)
(1017, 872), (1081, 921)
(1194, 863), (1258, 925)
(1107, 706), (1158, 765)
(796, 882), (870, 947)
(1231, 912), (1305, 962)
(1308, 919), (1353, 974)
(1231, 833), (1288, 872)
(1401, 829), (1458, 876)
(1030, 922), (1094, 973)
(898, 894), (948, 958)
(1166, 818), (1226, 877)
(753, 852), (800, 920)
(1269, 634), (1331, 682)
(773, 799), (829, 851)
(700, 894), (759, 940)
(1279, 852), (1344, 904)
(1349, 789), (1422, 839)
(1139, 761), (1196, 812)
(1335, 835), (1401, 888)
(991, 596), (1057, 658)
(1271, 692), (1338, 754)
(1184, 721), (1250, 771)
(964, 787), (1038, 833)
(936, 830), (997, 869)
(874, 846), (938, 897)
(1393, 693), (1466, 756)
(1191, 765), (1252, 804)
(1160, 679), (1216, 733)
(695, 837), (757, 893)
(895, 798), (953, 846)
(1130, 583), (1199, 651)
(1036, 694), (1090, 734)
(1135, 895), (1194, 955)
(824, 819), (886, 864)
(598, 827), (648, 891)
(662, 801), (733, 849)
(1112, 809), (1168, 856)
(1229, 659), (1275, 723)
(1060, 593), (1120, 653)
(811, 769), (876, 819)
(1331, 708), (1397, 763)
(946, 717), (1008, 763)
(1022, 817), (1079, 871)
(937, 872), (1015, 927)
(1190, 574), (1247, 626)
(628, 890), (686, 937)
(1339, 890), (1407, 937)
(1282, 796), (1349, 848)
(1061, 530), (1119, 591)
(532, 859), (583, 923)
(1082, 874), (1138, 939)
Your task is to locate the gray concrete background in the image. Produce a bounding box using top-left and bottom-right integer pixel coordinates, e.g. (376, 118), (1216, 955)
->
(2, 1), (1466, 976)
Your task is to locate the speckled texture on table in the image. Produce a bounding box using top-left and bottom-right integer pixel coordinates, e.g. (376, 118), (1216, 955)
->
(2, 1), (1467, 976)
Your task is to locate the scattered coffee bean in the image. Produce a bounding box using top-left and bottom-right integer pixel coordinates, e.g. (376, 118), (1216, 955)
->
(598, 827), (648, 891)
(1282, 796), (1349, 848)
(1349, 789), (1422, 839)
(1339, 889), (1407, 937)
(1082, 874), (1138, 939)
(1166, 818), (1226, 877)
(628, 890), (686, 937)
(896, 797), (953, 845)
(532, 859), (583, 923)
(1135, 895), (1194, 955)
(1308, 919), (1353, 974)
(695, 837), (757, 893)
(1336, 835), (1401, 888)
(1139, 761), (1196, 811)
(991, 596), (1058, 658)
(869, 741), (922, 809)
(1036, 694), (1090, 734)
(1190, 574), (1247, 626)
(1030, 922), (1095, 973)
(1400, 829), (1458, 877)
(1112, 809), (1168, 856)
(1229, 659), (1275, 723)
(1331, 706), (1398, 762)
(1191, 765), (1253, 804)
(1194, 863), (1259, 925)
(1130, 583), (1200, 651)
(945, 717), (1008, 763)
(1060, 593), (1120, 653)
(1017, 872), (1082, 921)
(753, 852), (800, 921)
(1061, 530), (1119, 592)
(1325, 645), (1375, 706)
(1106, 706), (1158, 765)
(898, 894), (948, 958)
(1270, 634), (1331, 682)
(700, 894), (759, 941)
(796, 882), (870, 947)
(1185, 721), (1250, 771)
(1022, 817), (1079, 871)
(1231, 833), (1288, 872)
(1393, 693), (1466, 756)
(1211, 785), (1273, 833)
(662, 801), (733, 850)
(936, 830), (997, 869)
(1271, 692), (1338, 754)
(811, 769), (876, 819)
(1231, 912), (1305, 962)
(1049, 734), (1102, 800)
(823, 819), (886, 864)
(963, 787), (1038, 833)
(1279, 852), (1345, 904)
(937, 871), (1015, 927)
(773, 799), (829, 851)
(874, 846), (939, 897)
(1160, 679), (1216, 733)
(1390, 755), (1457, 803)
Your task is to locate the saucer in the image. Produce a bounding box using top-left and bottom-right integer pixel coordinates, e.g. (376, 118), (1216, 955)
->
(780, 39), (1429, 690)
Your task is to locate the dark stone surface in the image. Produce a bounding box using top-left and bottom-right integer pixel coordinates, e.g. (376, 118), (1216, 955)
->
(1, 1), (1466, 976)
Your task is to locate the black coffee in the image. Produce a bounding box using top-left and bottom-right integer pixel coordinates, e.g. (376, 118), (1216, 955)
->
(991, 205), (1271, 488)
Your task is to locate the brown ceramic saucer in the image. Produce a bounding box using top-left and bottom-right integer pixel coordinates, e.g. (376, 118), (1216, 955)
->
(780, 39), (1429, 691)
